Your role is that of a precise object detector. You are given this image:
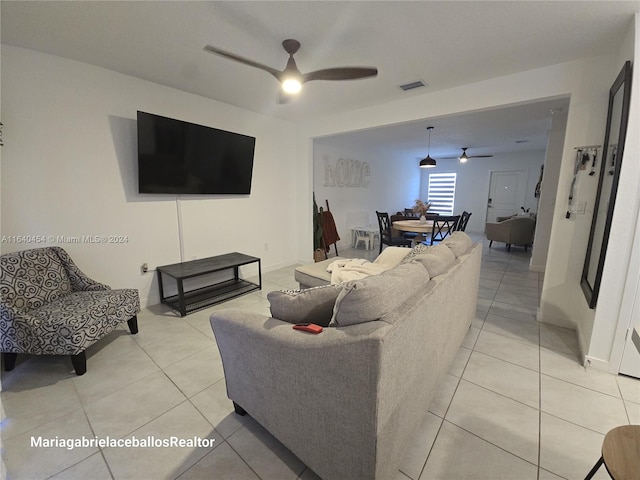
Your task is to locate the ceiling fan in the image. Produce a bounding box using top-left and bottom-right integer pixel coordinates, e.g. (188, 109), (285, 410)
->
(203, 39), (378, 99)
(444, 147), (494, 163)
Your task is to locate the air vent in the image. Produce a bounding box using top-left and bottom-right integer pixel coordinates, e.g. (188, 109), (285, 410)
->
(399, 80), (426, 91)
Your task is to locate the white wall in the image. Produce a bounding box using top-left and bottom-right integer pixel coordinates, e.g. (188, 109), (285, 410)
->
(531, 111), (567, 272)
(312, 141), (419, 250)
(588, 15), (640, 371)
(1, 46), (297, 307)
(418, 151), (545, 234)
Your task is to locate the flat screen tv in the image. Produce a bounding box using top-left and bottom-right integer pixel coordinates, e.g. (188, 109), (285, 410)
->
(137, 111), (255, 194)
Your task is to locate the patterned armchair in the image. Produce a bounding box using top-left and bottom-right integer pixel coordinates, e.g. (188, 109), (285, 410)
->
(0, 247), (140, 375)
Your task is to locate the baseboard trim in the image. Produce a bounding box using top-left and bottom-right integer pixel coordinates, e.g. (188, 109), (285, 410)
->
(529, 262), (545, 273)
(584, 355), (610, 372)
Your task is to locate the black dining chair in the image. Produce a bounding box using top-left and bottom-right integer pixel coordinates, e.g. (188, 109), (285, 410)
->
(430, 215), (461, 244)
(376, 211), (413, 253)
(457, 211), (472, 232)
(391, 213), (419, 242)
(403, 208), (418, 217)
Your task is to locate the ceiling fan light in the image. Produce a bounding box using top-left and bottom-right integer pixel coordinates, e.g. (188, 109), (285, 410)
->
(420, 155), (437, 168)
(282, 78), (302, 94)
(459, 152), (469, 163)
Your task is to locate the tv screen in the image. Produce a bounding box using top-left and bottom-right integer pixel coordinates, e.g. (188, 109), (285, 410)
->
(137, 111), (255, 194)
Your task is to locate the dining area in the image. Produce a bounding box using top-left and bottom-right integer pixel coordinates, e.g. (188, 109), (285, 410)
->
(375, 207), (472, 253)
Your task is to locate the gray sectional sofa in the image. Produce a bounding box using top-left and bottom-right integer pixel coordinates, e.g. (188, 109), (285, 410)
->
(210, 232), (481, 480)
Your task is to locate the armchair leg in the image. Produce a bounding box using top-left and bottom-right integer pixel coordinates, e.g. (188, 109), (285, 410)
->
(127, 316), (139, 334)
(71, 351), (87, 376)
(233, 401), (247, 416)
(489, 240), (493, 248)
(3, 352), (18, 371)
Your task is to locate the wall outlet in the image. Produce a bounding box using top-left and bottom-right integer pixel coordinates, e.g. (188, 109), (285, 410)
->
(141, 263), (148, 274)
(568, 201), (587, 215)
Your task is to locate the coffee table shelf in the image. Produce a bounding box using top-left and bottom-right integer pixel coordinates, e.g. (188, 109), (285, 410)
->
(157, 252), (261, 317)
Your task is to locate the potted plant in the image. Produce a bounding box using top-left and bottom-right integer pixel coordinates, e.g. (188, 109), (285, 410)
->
(413, 199), (431, 224)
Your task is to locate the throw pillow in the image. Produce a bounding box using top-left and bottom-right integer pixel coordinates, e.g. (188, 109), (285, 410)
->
(411, 244), (456, 278)
(400, 243), (431, 264)
(373, 246), (410, 269)
(267, 284), (343, 327)
(441, 231), (473, 258)
(329, 261), (430, 327)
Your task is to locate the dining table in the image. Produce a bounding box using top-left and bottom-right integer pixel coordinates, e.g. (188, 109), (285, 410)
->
(392, 219), (435, 244)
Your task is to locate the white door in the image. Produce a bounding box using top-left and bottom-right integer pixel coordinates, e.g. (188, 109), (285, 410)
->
(619, 275), (640, 378)
(486, 170), (528, 223)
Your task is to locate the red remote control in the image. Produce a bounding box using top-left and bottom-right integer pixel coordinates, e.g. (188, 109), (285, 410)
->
(293, 323), (323, 334)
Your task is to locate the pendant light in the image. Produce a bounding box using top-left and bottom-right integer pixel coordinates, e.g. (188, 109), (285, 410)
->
(419, 126), (437, 168)
(459, 147), (469, 163)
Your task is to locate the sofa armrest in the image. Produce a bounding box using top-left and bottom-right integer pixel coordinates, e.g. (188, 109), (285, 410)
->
(485, 221), (510, 242)
(210, 309), (391, 479)
(52, 247), (110, 291)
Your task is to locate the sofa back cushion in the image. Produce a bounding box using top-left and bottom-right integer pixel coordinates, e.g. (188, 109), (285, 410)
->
(329, 261), (430, 327)
(0, 247), (72, 313)
(441, 231), (473, 257)
(268, 284), (343, 327)
(372, 246), (410, 269)
(411, 244), (456, 278)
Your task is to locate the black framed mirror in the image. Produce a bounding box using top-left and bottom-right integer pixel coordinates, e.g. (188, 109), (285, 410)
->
(581, 61), (632, 309)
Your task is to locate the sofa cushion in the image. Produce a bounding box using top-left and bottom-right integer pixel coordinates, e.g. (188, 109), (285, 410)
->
(294, 257), (348, 288)
(268, 284), (343, 327)
(372, 246), (410, 269)
(329, 261), (430, 327)
(400, 243), (431, 264)
(441, 231), (473, 257)
(12, 288), (140, 355)
(411, 244), (456, 277)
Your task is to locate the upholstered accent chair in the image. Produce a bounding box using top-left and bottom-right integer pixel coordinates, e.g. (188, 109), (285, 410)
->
(486, 216), (536, 251)
(0, 247), (140, 375)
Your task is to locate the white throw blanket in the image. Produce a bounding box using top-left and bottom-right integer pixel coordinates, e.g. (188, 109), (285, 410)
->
(326, 247), (412, 284)
(327, 259), (387, 284)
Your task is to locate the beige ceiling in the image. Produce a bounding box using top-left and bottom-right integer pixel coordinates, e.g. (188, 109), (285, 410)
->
(2, 1), (638, 154)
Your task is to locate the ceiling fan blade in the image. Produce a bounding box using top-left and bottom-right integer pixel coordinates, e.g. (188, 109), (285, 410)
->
(204, 45), (282, 81)
(469, 155), (494, 158)
(303, 67), (378, 83)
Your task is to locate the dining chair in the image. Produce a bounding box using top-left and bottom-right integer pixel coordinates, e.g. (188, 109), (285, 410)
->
(391, 213), (418, 242)
(457, 211), (472, 232)
(430, 215), (461, 244)
(376, 211), (413, 253)
(403, 208), (418, 217)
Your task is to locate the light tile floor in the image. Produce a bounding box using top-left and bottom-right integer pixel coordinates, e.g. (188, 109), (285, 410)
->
(1, 237), (639, 479)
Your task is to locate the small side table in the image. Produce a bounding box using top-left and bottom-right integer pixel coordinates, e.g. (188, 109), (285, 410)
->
(585, 425), (640, 480)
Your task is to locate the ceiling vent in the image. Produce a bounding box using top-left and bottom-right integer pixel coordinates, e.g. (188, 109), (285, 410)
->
(399, 80), (426, 91)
